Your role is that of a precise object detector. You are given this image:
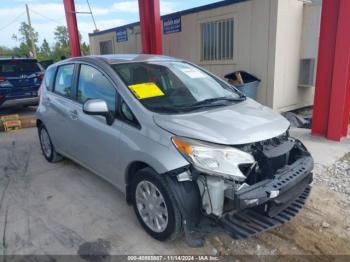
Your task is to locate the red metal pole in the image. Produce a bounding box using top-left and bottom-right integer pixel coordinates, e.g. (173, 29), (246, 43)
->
(311, 0), (350, 141)
(311, 0), (339, 137)
(138, 0), (163, 54)
(63, 0), (81, 57)
(327, 0), (350, 140)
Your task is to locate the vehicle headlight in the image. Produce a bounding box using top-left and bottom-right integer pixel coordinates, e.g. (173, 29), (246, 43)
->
(172, 136), (255, 181)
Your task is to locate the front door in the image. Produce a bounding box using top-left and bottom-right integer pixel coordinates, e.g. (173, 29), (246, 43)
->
(67, 64), (122, 186)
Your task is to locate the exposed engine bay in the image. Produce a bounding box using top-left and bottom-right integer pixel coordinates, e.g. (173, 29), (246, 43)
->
(194, 132), (313, 217)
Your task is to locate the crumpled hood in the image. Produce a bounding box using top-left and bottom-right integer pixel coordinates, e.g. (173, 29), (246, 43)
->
(153, 99), (290, 145)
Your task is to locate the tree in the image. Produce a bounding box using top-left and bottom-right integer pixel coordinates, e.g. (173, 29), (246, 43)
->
(12, 22), (38, 57)
(52, 26), (70, 60)
(4, 24), (90, 61)
(0, 46), (13, 57)
(52, 25), (90, 59)
(81, 42), (90, 56)
(37, 39), (52, 61)
(54, 26), (69, 48)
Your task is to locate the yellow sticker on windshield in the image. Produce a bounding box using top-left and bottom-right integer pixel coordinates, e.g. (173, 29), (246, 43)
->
(128, 82), (165, 100)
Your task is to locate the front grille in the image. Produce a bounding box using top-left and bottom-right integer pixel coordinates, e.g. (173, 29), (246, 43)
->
(235, 132), (295, 184)
(237, 132), (290, 153)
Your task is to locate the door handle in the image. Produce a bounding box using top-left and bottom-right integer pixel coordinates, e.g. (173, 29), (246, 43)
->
(69, 109), (79, 120)
(42, 97), (51, 105)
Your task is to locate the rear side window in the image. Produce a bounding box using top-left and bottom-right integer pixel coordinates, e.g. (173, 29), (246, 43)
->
(77, 64), (117, 112)
(44, 66), (56, 91)
(54, 64), (74, 98)
(0, 60), (41, 74)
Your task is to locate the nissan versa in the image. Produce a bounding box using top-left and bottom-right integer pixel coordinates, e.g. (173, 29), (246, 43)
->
(36, 55), (313, 245)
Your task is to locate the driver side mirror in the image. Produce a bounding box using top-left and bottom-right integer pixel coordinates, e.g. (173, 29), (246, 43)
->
(83, 99), (114, 125)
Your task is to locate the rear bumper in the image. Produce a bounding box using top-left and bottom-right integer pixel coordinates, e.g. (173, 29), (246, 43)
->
(0, 97), (39, 107)
(0, 87), (39, 105)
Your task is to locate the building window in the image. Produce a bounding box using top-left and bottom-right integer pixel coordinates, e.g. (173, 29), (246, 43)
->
(99, 40), (113, 55)
(299, 58), (316, 87)
(201, 18), (234, 61)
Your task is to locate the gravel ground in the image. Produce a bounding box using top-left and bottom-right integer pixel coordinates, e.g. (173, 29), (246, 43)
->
(1, 128), (350, 257)
(313, 152), (350, 207)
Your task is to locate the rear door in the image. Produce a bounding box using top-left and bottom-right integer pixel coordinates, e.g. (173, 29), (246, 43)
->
(0, 59), (43, 98)
(44, 63), (77, 155)
(66, 63), (123, 185)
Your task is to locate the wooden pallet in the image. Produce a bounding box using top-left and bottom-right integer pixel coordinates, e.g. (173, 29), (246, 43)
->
(0, 114), (22, 132)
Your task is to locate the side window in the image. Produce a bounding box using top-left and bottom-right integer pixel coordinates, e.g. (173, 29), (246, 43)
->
(77, 64), (117, 112)
(54, 64), (74, 98)
(44, 66), (56, 91)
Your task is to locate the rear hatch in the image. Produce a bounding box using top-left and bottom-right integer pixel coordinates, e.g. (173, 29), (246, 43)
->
(0, 59), (44, 98)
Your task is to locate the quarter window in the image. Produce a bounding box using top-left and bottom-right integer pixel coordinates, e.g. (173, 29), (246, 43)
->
(77, 64), (117, 112)
(54, 64), (74, 97)
(201, 18), (234, 61)
(44, 66), (56, 91)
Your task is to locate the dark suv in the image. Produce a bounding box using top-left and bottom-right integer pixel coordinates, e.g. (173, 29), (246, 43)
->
(0, 58), (44, 107)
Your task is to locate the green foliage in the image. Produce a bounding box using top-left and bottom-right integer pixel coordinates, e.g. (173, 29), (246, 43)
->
(5, 24), (90, 62)
(81, 42), (90, 56)
(10, 22), (39, 57)
(54, 26), (70, 47)
(37, 39), (52, 61)
(0, 46), (13, 57)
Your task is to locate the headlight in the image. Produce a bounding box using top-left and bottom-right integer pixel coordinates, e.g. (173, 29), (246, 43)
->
(172, 136), (255, 181)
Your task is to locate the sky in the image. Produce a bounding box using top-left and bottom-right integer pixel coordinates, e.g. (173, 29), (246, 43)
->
(0, 0), (219, 48)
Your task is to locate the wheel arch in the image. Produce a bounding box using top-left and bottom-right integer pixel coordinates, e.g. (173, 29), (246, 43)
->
(36, 119), (43, 128)
(125, 161), (151, 204)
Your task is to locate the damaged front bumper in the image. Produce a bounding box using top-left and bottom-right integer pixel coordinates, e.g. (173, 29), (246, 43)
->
(199, 184), (312, 240)
(192, 156), (313, 240)
(226, 156), (313, 215)
(164, 137), (314, 246)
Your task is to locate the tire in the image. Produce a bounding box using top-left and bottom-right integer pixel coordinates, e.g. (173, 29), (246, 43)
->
(131, 167), (182, 241)
(38, 125), (63, 163)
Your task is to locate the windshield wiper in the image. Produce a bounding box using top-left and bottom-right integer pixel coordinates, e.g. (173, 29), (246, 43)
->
(149, 96), (246, 113)
(149, 106), (184, 113)
(187, 96), (246, 107)
(171, 96), (246, 112)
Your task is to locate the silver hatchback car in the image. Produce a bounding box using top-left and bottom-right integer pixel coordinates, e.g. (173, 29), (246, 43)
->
(37, 55), (313, 245)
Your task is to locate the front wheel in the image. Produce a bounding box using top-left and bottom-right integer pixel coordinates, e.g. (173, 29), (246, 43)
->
(131, 168), (182, 241)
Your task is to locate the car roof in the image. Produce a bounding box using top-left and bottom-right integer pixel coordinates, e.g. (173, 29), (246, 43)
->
(63, 54), (182, 65)
(0, 57), (38, 62)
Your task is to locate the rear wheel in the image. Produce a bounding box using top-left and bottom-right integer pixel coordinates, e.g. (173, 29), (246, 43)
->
(38, 125), (63, 163)
(131, 168), (182, 241)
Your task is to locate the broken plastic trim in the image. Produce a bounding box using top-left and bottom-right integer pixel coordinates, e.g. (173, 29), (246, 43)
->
(191, 185), (312, 240)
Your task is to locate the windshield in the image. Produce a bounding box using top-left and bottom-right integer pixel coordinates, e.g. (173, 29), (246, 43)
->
(112, 61), (244, 113)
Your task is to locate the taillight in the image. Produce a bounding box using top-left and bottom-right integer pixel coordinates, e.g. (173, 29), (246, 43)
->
(0, 77), (11, 88)
(38, 73), (44, 81)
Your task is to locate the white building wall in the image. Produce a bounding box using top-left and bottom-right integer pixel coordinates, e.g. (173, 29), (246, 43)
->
(89, 0), (321, 112)
(298, 1), (322, 108)
(271, 0), (304, 111)
(162, 0), (276, 107)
